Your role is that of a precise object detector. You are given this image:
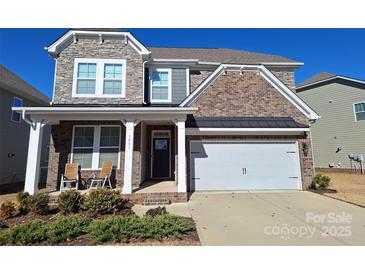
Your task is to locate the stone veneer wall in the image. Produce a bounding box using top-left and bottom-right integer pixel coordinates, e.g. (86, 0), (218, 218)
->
(46, 121), (141, 191)
(190, 70), (212, 93)
(52, 38), (144, 105)
(186, 135), (314, 191)
(269, 68), (296, 91)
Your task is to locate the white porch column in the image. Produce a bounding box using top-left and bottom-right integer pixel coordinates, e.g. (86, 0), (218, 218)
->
(24, 121), (44, 195)
(122, 120), (135, 194)
(176, 119), (187, 192)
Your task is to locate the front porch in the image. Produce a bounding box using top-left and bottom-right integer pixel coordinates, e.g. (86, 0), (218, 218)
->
(14, 106), (197, 201)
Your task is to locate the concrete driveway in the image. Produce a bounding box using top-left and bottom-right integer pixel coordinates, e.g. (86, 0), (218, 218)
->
(186, 191), (365, 245)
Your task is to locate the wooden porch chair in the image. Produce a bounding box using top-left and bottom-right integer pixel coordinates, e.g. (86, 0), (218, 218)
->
(89, 160), (113, 189)
(60, 163), (79, 192)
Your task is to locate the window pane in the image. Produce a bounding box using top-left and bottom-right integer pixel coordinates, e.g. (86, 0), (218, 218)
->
(152, 86), (169, 100)
(73, 148), (93, 169)
(78, 63), (96, 78)
(13, 97), (23, 107)
(355, 103), (365, 112)
(152, 71), (168, 86)
(104, 64), (122, 79)
(76, 79), (96, 94)
(356, 112), (365, 121)
(12, 97), (22, 122)
(99, 148), (119, 168)
(103, 80), (122, 95)
(100, 127), (120, 147)
(74, 127), (94, 147)
(11, 111), (21, 122)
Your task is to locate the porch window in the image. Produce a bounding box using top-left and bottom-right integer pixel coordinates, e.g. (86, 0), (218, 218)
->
(99, 127), (120, 168)
(354, 102), (365, 121)
(72, 127), (94, 169)
(71, 125), (121, 170)
(150, 68), (171, 102)
(72, 58), (126, 97)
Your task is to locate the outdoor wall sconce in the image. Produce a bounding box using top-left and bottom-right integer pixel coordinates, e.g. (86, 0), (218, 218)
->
(302, 143), (309, 157)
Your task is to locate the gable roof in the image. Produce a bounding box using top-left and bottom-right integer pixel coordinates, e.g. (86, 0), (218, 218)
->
(180, 64), (319, 120)
(297, 72), (365, 90)
(0, 64), (49, 105)
(149, 47), (302, 66)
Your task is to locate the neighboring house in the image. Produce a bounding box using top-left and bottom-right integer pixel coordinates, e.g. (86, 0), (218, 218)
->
(13, 29), (319, 202)
(297, 72), (365, 170)
(0, 64), (50, 191)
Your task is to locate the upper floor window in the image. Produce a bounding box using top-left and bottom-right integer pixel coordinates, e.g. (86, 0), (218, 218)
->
(72, 58), (126, 98)
(149, 68), (171, 102)
(354, 102), (365, 122)
(11, 96), (23, 123)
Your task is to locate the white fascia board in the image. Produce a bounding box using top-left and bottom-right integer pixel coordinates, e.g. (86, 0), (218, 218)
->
(186, 127), (309, 136)
(47, 30), (150, 56)
(180, 63), (320, 120)
(12, 106), (197, 115)
(297, 76), (365, 90)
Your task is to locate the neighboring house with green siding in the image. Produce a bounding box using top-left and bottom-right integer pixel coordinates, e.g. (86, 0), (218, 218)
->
(297, 72), (365, 170)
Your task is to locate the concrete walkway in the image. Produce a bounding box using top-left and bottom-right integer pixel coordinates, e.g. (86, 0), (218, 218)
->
(134, 191), (365, 245)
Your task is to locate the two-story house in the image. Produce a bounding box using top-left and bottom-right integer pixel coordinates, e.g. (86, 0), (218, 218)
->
(297, 72), (365, 171)
(0, 64), (50, 193)
(13, 29), (319, 203)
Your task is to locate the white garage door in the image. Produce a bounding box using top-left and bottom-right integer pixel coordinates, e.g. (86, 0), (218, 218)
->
(190, 141), (301, 191)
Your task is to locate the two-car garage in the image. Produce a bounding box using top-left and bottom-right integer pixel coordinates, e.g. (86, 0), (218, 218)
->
(189, 141), (302, 191)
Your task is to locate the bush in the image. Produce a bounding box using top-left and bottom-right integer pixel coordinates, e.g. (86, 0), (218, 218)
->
(0, 220), (48, 245)
(17, 192), (30, 214)
(46, 216), (91, 244)
(88, 214), (193, 243)
(145, 206), (167, 217)
(313, 174), (331, 189)
(83, 189), (126, 215)
(0, 201), (16, 220)
(28, 193), (49, 215)
(58, 190), (84, 214)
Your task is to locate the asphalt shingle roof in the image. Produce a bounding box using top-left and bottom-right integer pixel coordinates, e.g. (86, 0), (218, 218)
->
(297, 72), (337, 88)
(148, 47), (300, 64)
(0, 65), (49, 105)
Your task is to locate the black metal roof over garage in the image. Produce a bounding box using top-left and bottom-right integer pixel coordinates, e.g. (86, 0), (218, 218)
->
(186, 117), (308, 128)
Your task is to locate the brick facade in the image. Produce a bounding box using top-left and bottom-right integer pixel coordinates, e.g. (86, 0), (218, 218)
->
(52, 38), (144, 105)
(191, 70), (309, 125)
(46, 121), (141, 191)
(269, 68), (296, 91)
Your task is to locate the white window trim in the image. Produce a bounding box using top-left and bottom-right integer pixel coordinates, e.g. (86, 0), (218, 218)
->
(72, 58), (127, 98)
(11, 96), (23, 123)
(353, 101), (365, 122)
(149, 68), (172, 103)
(71, 125), (121, 170)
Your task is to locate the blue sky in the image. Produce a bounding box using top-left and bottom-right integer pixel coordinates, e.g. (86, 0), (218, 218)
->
(0, 28), (364, 99)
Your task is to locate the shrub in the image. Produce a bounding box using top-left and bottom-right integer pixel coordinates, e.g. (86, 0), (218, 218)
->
(313, 174), (331, 189)
(145, 206), (167, 217)
(17, 192), (30, 214)
(46, 216), (91, 244)
(58, 190), (84, 214)
(88, 214), (193, 243)
(28, 193), (49, 215)
(0, 220), (48, 245)
(0, 201), (16, 220)
(83, 189), (126, 215)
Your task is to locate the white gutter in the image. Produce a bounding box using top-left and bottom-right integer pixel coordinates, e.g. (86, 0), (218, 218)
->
(186, 127), (309, 136)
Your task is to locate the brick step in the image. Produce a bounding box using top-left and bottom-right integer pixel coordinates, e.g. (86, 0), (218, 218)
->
(142, 197), (171, 206)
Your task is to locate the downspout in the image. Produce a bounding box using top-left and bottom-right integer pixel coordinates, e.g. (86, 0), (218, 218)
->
(142, 59), (150, 105)
(22, 110), (34, 128)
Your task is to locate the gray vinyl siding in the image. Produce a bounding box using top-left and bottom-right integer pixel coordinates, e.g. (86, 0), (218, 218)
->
(298, 82), (365, 169)
(148, 68), (187, 105)
(0, 88), (50, 185)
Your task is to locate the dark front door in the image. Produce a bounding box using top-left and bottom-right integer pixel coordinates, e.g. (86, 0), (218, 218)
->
(152, 138), (170, 178)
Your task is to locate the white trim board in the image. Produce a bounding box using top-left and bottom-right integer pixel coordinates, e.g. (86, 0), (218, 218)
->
(180, 64), (320, 120)
(46, 30), (151, 57)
